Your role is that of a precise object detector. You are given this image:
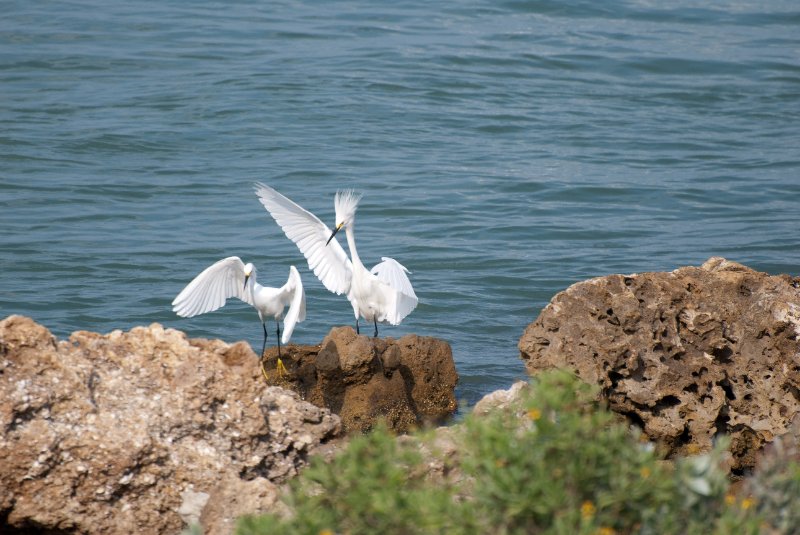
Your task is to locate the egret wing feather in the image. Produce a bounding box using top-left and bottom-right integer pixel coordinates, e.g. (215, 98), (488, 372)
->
(281, 265), (306, 344)
(254, 183), (352, 295)
(371, 257), (418, 325)
(171, 256), (252, 317)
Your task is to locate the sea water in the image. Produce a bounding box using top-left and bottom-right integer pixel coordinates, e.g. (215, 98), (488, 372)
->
(2, 0), (799, 405)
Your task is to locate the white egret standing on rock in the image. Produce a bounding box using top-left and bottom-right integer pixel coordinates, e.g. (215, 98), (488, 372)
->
(254, 183), (417, 337)
(171, 256), (305, 375)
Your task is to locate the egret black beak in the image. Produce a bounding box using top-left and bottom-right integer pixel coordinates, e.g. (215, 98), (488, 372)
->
(243, 273), (250, 291)
(326, 223), (343, 246)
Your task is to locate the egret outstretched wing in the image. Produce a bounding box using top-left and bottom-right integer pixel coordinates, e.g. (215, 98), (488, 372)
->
(371, 257), (418, 325)
(254, 182), (352, 295)
(172, 256), (253, 318)
(280, 265), (306, 344)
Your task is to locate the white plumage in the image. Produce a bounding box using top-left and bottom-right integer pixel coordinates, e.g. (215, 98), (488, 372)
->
(254, 183), (418, 337)
(172, 256), (305, 360)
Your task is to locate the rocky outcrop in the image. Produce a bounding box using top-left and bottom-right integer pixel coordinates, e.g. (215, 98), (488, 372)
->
(0, 316), (341, 535)
(519, 257), (800, 472)
(0, 316), (458, 534)
(262, 326), (459, 433)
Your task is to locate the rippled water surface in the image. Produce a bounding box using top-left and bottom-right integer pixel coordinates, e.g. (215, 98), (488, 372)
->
(2, 0), (799, 405)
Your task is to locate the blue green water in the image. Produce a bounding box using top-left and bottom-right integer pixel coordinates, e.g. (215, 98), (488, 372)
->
(2, 1), (799, 405)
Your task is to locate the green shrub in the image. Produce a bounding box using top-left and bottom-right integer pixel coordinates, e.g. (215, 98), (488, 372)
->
(462, 370), (674, 534)
(743, 434), (800, 534)
(236, 370), (794, 535)
(237, 421), (462, 535)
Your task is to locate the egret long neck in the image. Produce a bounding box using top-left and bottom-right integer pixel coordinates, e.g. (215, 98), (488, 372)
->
(344, 225), (366, 273)
(247, 277), (260, 300)
(248, 279), (267, 322)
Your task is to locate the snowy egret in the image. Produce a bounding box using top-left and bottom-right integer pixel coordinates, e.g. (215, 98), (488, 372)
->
(253, 183), (417, 337)
(171, 256), (305, 375)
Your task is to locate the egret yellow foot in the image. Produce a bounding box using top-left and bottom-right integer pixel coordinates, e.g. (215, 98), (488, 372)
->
(260, 355), (289, 382)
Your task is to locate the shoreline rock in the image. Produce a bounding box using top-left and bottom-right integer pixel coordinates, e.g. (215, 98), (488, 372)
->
(0, 316), (458, 534)
(0, 316), (341, 534)
(262, 326), (459, 433)
(519, 257), (800, 472)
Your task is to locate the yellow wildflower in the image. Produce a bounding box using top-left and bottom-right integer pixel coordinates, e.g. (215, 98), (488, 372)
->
(724, 494), (736, 506)
(581, 500), (596, 519)
(527, 408), (542, 421)
(741, 497), (755, 510)
(640, 466), (651, 479)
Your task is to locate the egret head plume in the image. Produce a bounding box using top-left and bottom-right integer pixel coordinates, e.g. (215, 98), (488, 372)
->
(334, 189), (362, 229)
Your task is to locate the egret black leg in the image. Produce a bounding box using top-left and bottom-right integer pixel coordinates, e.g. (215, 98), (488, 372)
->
(355, 318), (360, 335)
(276, 322), (282, 358)
(261, 322), (268, 356)
(373, 317), (378, 338)
(259, 322), (271, 382)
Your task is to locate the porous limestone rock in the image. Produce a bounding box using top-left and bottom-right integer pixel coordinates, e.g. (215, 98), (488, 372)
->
(0, 316), (341, 535)
(519, 258), (800, 472)
(472, 381), (529, 417)
(263, 326), (459, 433)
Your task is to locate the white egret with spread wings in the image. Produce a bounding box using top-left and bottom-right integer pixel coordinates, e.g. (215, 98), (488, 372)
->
(254, 183), (417, 337)
(171, 256), (305, 375)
